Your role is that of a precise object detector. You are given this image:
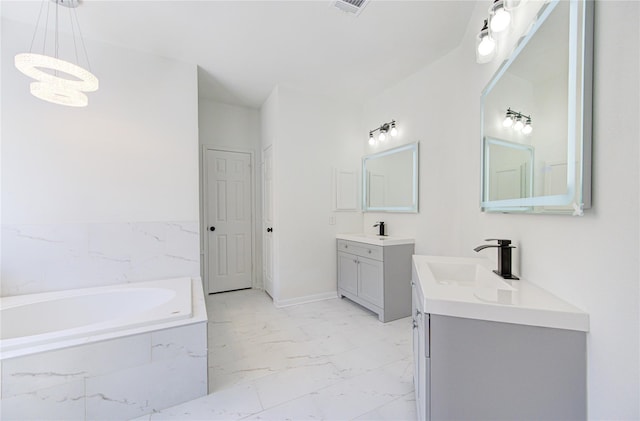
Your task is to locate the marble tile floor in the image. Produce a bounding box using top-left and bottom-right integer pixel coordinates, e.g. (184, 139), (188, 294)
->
(132, 288), (416, 420)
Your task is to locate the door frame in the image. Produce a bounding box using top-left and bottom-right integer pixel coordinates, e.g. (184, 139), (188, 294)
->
(202, 146), (256, 294)
(262, 144), (276, 300)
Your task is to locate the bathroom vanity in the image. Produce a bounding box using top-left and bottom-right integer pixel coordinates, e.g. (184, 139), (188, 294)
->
(411, 255), (589, 421)
(336, 234), (414, 322)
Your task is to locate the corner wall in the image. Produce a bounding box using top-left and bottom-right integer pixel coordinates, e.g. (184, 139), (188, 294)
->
(261, 85), (364, 306)
(1, 19), (200, 296)
(362, 1), (639, 418)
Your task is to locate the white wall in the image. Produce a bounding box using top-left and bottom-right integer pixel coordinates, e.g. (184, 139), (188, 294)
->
(198, 99), (262, 288)
(361, 1), (639, 419)
(1, 18), (200, 296)
(261, 85), (363, 306)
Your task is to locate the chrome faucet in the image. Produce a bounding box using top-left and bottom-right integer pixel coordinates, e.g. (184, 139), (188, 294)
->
(373, 221), (386, 236)
(474, 239), (519, 280)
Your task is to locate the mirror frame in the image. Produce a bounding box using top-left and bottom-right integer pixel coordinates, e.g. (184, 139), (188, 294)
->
(480, 0), (593, 214)
(362, 142), (419, 213)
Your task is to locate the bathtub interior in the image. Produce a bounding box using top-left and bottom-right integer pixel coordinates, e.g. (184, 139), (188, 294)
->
(0, 277), (193, 357)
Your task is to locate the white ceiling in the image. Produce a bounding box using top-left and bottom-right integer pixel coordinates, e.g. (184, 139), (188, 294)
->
(1, 0), (476, 108)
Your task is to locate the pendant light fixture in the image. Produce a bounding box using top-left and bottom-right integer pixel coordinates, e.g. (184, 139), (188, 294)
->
(14, 0), (98, 107)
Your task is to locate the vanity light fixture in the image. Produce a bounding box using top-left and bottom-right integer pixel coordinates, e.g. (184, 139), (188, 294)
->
(502, 110), (514, 127)
(476, 19), (497, 64)
(522, 117), (533, 135)
(489, 0), (511, 33)
(513, 117), (524, 131)
(368, 120), (398, 145)
(503, 108), (532, 135)
(14, 0), (98, 107)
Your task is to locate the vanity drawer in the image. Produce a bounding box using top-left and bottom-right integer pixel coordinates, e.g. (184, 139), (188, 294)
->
(337, 240), (383, 261)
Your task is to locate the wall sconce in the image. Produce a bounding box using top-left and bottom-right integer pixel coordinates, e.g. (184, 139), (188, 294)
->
(476, 19), (497, 63)
(477, 0), (518, 64)
(503, 108), (532, 135)
(369, 120), (398, 145)
(489, 0), (511, 33)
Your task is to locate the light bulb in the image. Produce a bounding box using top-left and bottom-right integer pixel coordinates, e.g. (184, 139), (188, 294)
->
(369, 133), (375, 145)
(513, 118), (524, 131)
(390, 126), (398, 137)
(378, 132), (386, 142)
(502, 113), (514, 127)
(478, 36), (496, 57)
(522, 121), (533, 135)
(476, 20), (496, 64)
(490, 9), (511, 33)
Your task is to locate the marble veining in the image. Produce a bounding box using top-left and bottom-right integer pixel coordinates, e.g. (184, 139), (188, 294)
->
(136, 289), (416, 420)
(1, 221), (199, 296)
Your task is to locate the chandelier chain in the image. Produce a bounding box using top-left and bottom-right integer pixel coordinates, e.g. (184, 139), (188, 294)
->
(73, 4), (92, 72)
(29, 0), (46, 53)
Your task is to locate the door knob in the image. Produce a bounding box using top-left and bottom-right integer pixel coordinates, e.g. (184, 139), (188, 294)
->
(209, 226), (216, 232)
(267, 227), (273, 233)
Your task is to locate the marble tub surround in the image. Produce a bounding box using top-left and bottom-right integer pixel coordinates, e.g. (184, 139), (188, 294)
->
(1, 221), (199, 296)
(132, 289), (416, 420)
(0, 279), (208, 421)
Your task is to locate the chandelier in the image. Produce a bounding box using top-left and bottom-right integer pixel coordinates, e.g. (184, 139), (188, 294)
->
(14, 0), (99, 107)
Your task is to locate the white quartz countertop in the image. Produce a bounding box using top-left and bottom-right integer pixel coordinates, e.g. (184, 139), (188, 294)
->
(336, 233), (415, 246)
(412, 255), (589, 332)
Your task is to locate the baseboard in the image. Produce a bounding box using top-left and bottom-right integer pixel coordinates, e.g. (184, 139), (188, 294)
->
(274, 291), (338, 308)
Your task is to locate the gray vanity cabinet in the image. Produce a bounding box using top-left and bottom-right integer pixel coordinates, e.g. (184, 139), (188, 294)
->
(411, 280), (587, 421)
(337, 239), (413, 322)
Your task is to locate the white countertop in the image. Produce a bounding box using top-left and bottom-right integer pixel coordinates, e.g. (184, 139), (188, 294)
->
(337, 233), (415, 246)
(412, 255), (589, 332)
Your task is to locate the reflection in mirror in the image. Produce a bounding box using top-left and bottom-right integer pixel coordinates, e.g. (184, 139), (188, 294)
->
(484, 138), (533, 208)
(362, 142), (418, 213)
(481, 0), (593, 214)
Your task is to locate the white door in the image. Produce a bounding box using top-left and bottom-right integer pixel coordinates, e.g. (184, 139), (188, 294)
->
(206, 149), (252, 293)
(263, 146), (275, 298)
(495, 168), (521, 200)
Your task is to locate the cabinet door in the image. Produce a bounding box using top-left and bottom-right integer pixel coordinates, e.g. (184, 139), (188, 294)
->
(412, 286), (422, 413)
(418, 313), (429, 421)
(358, 256), (384, 307)
(337, 252), (358, 295)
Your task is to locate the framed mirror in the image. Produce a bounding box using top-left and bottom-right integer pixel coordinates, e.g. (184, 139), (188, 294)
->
(362, 142), (419, 213)
(481, 0), (593, 214)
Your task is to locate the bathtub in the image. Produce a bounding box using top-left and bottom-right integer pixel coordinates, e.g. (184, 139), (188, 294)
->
(0, 277), (208, 420)
(1, 277), (193, 359)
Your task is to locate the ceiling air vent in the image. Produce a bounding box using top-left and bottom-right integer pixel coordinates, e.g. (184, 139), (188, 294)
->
(332, 0), (370, 16)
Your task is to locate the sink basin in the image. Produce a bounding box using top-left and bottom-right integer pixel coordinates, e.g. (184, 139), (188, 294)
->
(336, 233), (414, 246)
(412, 255), (590, 332)
(426, 260), (513, 289)
(420, 256), (514, 290)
